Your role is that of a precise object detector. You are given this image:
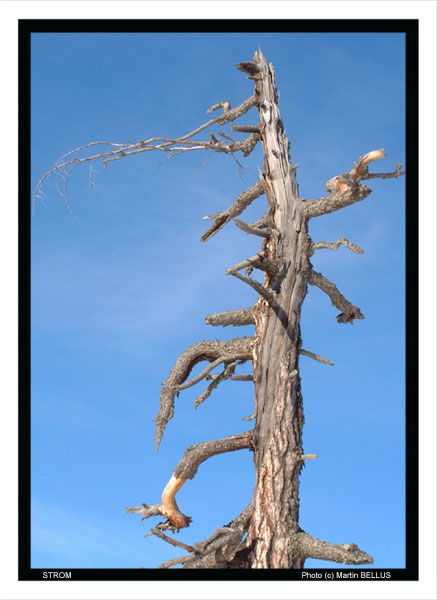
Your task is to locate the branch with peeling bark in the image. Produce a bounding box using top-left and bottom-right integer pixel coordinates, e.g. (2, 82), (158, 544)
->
(126, 431), (254, 533)
(309, 269), (364, 324)
(154, 337), (253, 449)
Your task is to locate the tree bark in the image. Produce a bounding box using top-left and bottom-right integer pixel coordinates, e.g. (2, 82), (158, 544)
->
(239, 50), (312, 569)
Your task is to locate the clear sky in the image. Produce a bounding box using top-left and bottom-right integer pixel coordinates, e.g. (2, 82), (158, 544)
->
(31, 31), (406, 570)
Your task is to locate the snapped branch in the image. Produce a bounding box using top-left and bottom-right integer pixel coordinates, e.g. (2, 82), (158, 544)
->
(126, 432), (254, 533)
(205, 306), (255, 327)
(304, 149), (403, 219)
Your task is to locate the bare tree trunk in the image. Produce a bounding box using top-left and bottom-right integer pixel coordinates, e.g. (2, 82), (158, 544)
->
(242, 52), (310, 568)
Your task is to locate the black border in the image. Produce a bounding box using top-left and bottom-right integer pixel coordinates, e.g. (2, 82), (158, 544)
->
(19, 19), (418, 582)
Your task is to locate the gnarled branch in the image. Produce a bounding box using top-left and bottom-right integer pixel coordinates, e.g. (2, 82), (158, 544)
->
(154, 337), (253, 449)
(309, 269), (364, 324)
(309, 237), (364, 257)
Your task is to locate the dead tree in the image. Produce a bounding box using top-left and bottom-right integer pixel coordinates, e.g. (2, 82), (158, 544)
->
(36, 49), (404, 569)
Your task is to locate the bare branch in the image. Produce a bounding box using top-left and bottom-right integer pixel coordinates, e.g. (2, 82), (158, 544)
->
(34, 95), (257, 212)
(173, 430), (254, 480)
(309, 237), (364, 256)
(300, 348), (334, 366)
(304, 181), (372, 219)
(359, 163), (405, 181)
(301, 453), (318, 461)
(298, 531), (374, 565)
(193, 360), (238, 408)
(157, 555), (192, 569)
(235, 61), (261, 75)
(231, 124), (261, 134)
(220, 132), (261, 158)
(149, 527), (194, 553)
(226, 252), (265, 275)
(309, 269), (364, 324)
(352, 148), (387, 177)
(182, 504), (253, 569)
(154, 337), (253, 449)
(234, 218), (271, 238)
(200, 180), (265, 242)
(173, 353), (249, 393)
(205, 306), (255, 327)
(230, 271), (276, 305)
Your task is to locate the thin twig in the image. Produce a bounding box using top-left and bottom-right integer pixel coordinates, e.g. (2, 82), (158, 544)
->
(150, 527), (194, 552)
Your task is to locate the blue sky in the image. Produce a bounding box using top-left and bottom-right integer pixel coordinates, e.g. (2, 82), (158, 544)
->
(31, 31), (406, 569)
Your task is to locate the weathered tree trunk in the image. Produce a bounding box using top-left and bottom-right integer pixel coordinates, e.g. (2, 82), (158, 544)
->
(243, 51), (310, 568)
